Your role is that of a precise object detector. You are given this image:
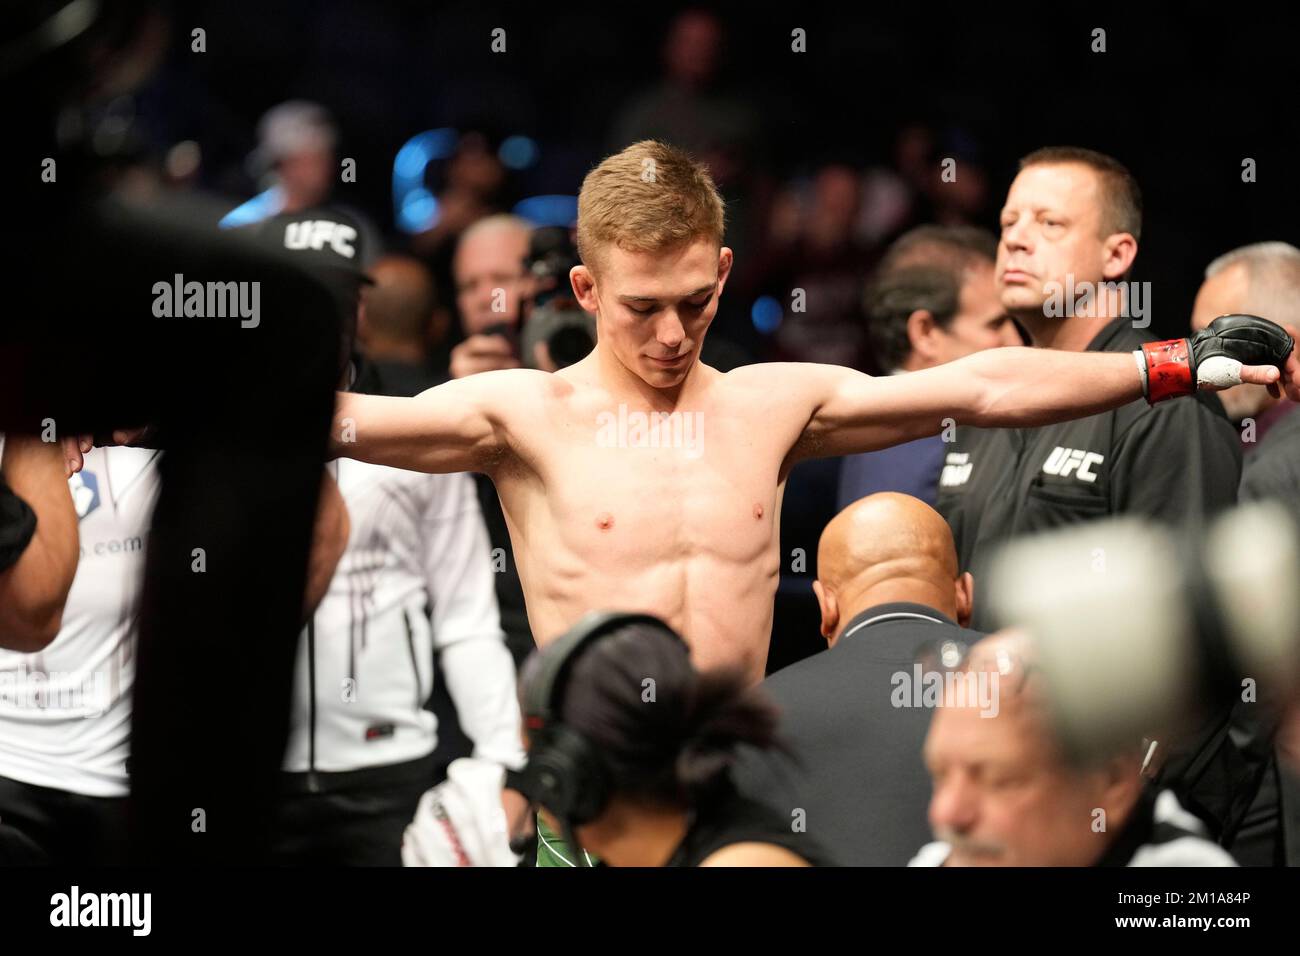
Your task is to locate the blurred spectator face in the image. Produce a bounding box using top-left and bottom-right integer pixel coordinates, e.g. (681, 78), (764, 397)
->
(664, 10), (721, 88)
(915, 263), (1020, 367)
(359, 255), (441, 361)
(931, 162), (989, 222)
(1190, 261), (1275, 421)
(570, 237), (731, 390)
(923, 667), (1140, 866)
(809, 166), (862, 251)
(447, 133), (507, 198)
(259, 102), (337, 213)
(895, 124), (936, 189)
(453, 222), (531, 334)
(997, 163), (1111, 320)
(278, 148), (334, 211)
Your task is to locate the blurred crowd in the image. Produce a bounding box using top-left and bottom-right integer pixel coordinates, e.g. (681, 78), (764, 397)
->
(4, 4), (1300, 871)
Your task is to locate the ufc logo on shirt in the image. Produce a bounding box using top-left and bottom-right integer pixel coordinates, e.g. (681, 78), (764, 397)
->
(284, 220), (357, 258)
(1041, 446), (1104, 483)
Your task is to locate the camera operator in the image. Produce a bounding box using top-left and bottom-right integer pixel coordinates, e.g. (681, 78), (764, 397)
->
(448, 216), (533, 378)
(451, 220), (597, 377)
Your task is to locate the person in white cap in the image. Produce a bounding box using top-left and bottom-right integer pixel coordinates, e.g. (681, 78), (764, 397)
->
(257, 100), (338, 216)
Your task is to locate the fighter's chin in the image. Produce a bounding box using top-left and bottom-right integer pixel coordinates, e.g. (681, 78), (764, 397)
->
(639, 354), (695, 384)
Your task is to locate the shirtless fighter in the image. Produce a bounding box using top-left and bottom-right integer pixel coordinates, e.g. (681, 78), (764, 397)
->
(62, 141), (1295, 685)
(328, 140), (1296, 685)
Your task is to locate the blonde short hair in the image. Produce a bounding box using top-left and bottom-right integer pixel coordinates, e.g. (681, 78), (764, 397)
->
(576, 140), (725, 270)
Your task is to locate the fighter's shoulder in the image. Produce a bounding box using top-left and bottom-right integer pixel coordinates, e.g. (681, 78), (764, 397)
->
(721, 361), (853, 393)
(449, 367), (556, 393)
(439, 368), (567, 415)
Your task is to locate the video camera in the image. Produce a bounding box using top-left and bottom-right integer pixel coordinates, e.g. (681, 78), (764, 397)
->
(482, 226), (596, 370)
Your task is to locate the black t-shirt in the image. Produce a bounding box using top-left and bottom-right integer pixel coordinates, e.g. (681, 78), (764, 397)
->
(936, 317), (1241, 631)
(1241, 403), (1300, 521)
(0, 475), (37, 573)
(664, 780), (836, 867)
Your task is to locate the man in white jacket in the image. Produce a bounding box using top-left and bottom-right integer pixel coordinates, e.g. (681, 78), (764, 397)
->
(273, 356), (524, 866)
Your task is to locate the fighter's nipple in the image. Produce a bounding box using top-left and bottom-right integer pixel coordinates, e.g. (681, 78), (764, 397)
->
(753, 503), (764, 519)
(596, 512), (615, 531)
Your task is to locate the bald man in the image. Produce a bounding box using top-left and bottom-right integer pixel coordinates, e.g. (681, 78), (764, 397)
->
(1190, 242), (1300, 437)
(732, 492), (981, 866)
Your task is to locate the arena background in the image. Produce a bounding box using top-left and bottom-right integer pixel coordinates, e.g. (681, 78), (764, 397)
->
(104, 2), (1300, 671)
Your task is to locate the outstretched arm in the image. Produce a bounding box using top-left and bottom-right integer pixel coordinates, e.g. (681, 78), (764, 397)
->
(795, 339), (1295, 460)
(330, 369), (536, 474)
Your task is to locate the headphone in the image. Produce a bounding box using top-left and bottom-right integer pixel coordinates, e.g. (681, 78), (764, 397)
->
(512, 610), (685, 863)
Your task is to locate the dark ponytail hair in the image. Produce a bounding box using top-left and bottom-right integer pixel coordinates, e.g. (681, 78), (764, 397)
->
(557, 622), (783, 807)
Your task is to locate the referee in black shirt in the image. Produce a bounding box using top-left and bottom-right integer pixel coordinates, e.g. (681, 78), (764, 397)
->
(937, 147), (1240, 631)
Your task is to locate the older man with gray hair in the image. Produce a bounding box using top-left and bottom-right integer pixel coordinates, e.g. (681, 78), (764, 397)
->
(1192, 241), (1300, 436)
(1186, 244), (1300, 867)
(912, 632), (1235, 867)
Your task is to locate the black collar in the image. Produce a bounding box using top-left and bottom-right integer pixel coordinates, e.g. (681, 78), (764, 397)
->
(1085, 315), (1137, 353)
(837, 602), (957, 644)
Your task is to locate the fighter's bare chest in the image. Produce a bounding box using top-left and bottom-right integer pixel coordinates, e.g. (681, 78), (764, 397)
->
(532, 411), (780, 560)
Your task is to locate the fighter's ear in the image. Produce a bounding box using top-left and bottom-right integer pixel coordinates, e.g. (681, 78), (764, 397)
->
(570, 264), (598, 314)
(716, 247), (734, 294)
